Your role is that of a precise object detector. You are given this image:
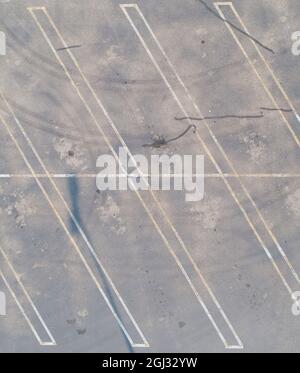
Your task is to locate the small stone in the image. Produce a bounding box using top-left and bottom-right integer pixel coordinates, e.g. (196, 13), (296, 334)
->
(178, 321), (186, 328)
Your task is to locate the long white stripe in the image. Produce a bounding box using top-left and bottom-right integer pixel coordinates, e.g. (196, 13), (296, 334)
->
(2, 173), (300, 179)
(0, 92), (148, 348)
(27, 6), (242, 349)
(213, 2), (300, 283)
(215, 2), (300, 127)
(0, 246), (56, 346)
(120, 4), (297, 297)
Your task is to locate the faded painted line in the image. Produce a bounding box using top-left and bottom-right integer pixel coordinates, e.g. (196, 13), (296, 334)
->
(121, 3), (296, 299)
(28, 6), (240, 349)
(121, 3), (243, 349)
(0, 245), (56, 346)
(214, 2), (300, 126)
(0, 91), (149, 349)
(213, 2), (300, 284)
(2, 173), (300, 179)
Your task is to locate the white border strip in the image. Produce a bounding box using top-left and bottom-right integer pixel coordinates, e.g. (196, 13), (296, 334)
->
(2, 173), (300, 179)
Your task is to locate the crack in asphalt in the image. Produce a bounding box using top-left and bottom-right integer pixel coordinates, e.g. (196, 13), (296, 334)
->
(142, 124), (196, 148)
(175, 107), (293, 122)
(197, 0), (275, 54)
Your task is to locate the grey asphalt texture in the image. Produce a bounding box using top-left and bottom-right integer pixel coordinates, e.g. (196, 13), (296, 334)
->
(0, 0), (300, 352)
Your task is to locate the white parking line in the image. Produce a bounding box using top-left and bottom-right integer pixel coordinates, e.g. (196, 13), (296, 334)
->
(2, 173), (300, 179)
(28, 6), (243, 349)
(120, 4), (297, 297)
(0, 92), (149, 349)
(213, 2), (300, 283)
(0, 245), (56, 346)
(214, 2), (300, 130)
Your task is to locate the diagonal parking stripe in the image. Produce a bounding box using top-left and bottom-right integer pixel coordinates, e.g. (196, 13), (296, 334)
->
(28, 5), (243, 349)
(119, 3), (300, 298)
(214, 2), (300, 141)
(0, 244), (56, 346)
(213, 2), (300, 283)
(0, 91), (149, 349)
